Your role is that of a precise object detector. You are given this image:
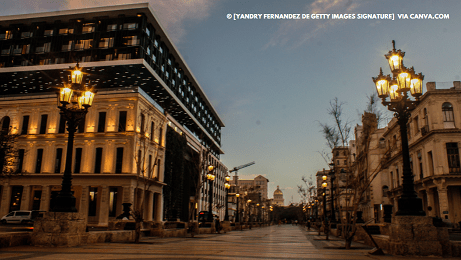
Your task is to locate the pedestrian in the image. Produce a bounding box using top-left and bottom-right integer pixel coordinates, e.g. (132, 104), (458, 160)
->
(215, 216), (221, 234)
(307, 220), (311, 230)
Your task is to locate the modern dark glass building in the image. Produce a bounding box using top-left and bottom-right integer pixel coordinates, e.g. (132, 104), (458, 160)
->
(0, 3), (224, 156)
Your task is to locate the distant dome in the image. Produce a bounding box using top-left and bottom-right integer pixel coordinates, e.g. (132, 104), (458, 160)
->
(274, 185), (283, 195)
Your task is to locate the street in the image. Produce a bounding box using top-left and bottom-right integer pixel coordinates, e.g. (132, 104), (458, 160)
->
(0, 225), (446, 259)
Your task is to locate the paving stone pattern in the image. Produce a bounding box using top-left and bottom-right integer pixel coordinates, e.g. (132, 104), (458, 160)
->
(0, 225), (447, 259)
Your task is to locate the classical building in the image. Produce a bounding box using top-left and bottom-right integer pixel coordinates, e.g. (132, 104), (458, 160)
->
(384, 82), (461, 226)
(0, 3), (226, 225)
(349, 113), (389, 222)
(0, 87), (167, 226)
(232, 175), (269, 200)
(273, 186), (284, 206)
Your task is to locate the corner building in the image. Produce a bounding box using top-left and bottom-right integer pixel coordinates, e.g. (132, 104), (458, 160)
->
(0, 3), (226, 226)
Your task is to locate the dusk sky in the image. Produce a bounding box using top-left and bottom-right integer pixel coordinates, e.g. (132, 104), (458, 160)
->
(1, 0), (460, 204)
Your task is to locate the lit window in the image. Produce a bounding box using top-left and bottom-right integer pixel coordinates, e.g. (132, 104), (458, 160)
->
(123, 23), (138, 30)
(82, 24), (95, 33)
(107, 24), (117, 31)
(59, 28), (74, 35)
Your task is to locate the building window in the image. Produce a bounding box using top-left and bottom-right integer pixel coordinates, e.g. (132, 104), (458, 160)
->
(97, 112), (106, 132)
(140, 114), (145, 134)
(82, 23), (95, 34)
(62, 41), (73, 51)
(107, 24), (117, 31)
(77, 114), (85, 133)
(17, 149), (25, 173)
(99, 37), (114, 48)
(150, 121), (154, 141)
(118, 111), (127, 132)
(418, 152), (423, 180)
(118, 53), (131, 60)
(58, 114), (66, 133)
(159, 127), (163, 145)
(122, 36), (139, 46)
(59, 28), (74, 35)
(35, 42), (51, 53)
(74, 148), (82, 173)
(35, 149), (43, 173)
(55, 148), (63, 173)
(109, 188), (118, 217)
(442, 102), (455, 128)
(39, 114), (48, 134)
(446, 142), (460, 173)
(88, 187), (98, 216)
(115, 147), (123, 173)
(44, 29), (53, 37)
(94, 148), (103, 173)
(123, 23), (138, 30)
(414, 116), (419, 133)
(21, 115), (29, 135)
(75, 39), (93, 50)
(148, 154), (153, 177)
(0, 30), (13, 40)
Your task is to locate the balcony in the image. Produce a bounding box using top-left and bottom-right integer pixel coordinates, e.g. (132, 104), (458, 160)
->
(421, 125), (429, 136)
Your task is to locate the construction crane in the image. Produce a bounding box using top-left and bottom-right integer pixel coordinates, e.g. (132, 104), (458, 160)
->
(229, 161), (255, 174)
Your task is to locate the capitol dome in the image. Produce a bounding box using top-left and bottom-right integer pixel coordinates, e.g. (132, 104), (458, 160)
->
(274, 185), (283, 195)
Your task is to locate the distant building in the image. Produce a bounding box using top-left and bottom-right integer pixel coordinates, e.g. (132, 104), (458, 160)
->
(273, 186), (284, 206)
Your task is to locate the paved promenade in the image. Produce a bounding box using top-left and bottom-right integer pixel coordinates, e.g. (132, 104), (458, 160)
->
(0, 225), (446, 259)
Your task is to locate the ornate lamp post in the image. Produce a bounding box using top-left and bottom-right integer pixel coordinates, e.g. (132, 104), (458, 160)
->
(322, 172), (329, 240)
(224, 174), (231, 221)
(52, 64), (95, 212)
(236, 193), (240, 223)
(329, 163), (336, 222)
(207, 165), (215, 222)
(372, 40), (425, 216)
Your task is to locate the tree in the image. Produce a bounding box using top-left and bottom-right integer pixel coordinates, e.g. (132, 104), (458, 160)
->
(0, 120), (21, 184)
(297, 176), (315, 205)
(132, 110), (165, 243)
(319, 97), (390, 249)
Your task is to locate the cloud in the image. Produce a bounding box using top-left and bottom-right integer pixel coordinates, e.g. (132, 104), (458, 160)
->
(1, 0), (217, 44)
(264, 0), (363, 49)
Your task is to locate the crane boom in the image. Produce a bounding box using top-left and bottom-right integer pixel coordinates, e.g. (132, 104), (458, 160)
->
(229, 161), (255, 173)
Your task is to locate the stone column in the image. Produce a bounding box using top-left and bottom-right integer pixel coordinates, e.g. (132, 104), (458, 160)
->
(0, 184), (11, 216)
(437, 188), (450, 221)
(20, 185), (31, 210)
(154, 192), (163, 222)
(122, 186), (135, 205)
(98, 186), (109, 226)
(40, 185), (50, 211)
(426, 189), (436, 217)
(145, 191), (154, 221)
(80, 186), (90, 217)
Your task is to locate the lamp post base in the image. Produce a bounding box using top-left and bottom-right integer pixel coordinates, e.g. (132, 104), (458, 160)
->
(51, 195), (78, 212)
(395, 197), (425, 216)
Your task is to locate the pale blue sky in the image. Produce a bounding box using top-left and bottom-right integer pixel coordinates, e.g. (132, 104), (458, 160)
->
(1, 0), (461, 204)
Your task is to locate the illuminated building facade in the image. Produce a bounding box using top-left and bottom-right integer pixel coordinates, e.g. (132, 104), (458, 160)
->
(0, 3), (226, 225)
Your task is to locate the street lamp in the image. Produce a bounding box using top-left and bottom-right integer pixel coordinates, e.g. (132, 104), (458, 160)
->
(372, 40), (425, 216)
(224, 174), (231, 221)
(329, 162), (336, 222)
(207, 165), (215, 222)
(52, 63), (95, 212)
(322, 173), (329, 240)
(236, 193), (240, 223)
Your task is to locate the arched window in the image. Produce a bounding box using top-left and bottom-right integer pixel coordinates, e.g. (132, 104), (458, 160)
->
(1, 116), (10, 134)
(442, 102), (455, 128)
